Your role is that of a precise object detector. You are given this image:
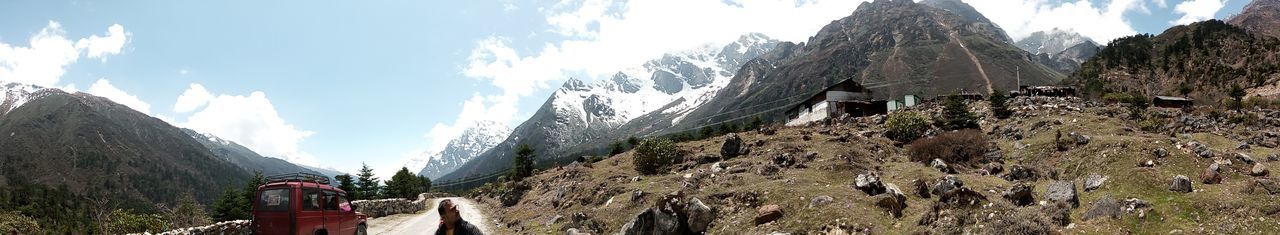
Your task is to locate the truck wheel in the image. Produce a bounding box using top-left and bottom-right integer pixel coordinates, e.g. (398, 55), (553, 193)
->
(357, 224), (368, 235)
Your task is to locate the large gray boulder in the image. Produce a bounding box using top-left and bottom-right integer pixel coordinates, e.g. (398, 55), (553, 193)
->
(1170, 175), (1193, 193)
(754, 204), (784, 225)
(1002, 182), (1035, 206)
(854, 172), (887, 195)
(1082, 196), (1122, 221)
(617, 208), (681, 235)
(1084, 173), (1107, 191)
(1045, 180), (1079, 208)
(721, 133), (746, 159)
(1201, 163), (1222, 184)
(685, 198), (714, 233)
(874, 183), (907, 218)
(931, 175), (964, 196)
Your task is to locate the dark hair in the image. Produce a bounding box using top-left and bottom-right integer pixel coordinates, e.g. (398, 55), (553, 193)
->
(437, 199), (453, 215)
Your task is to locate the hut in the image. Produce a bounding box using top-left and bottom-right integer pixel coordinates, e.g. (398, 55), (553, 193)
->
(785, 79), (884, 126)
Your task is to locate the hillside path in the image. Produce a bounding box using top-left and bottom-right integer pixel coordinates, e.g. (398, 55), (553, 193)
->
(366, 197), (491, 235)
(941, 22), (994, 94)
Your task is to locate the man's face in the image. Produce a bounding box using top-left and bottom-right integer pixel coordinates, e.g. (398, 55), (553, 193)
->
(442, 203), (460, 223)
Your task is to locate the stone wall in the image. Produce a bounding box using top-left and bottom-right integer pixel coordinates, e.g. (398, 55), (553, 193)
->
(131, 220), (251, 235)
(142, 193), (452, 234)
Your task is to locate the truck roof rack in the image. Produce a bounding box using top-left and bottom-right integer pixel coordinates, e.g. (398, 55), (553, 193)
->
(265, 172), (331, 185)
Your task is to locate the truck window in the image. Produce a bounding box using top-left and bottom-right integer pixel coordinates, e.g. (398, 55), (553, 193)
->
(258, 188), (291, 212)
(302, 189), (322, 211)
(324, 191), (339, 211)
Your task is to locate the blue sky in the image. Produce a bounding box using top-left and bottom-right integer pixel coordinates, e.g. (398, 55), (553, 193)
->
(0, 0), (1251, 177)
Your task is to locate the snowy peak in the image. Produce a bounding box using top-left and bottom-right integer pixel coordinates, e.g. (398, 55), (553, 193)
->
(415, 120), (511, 179)
(1, 82), (57, 117)
(1016, 28), (1098, 55)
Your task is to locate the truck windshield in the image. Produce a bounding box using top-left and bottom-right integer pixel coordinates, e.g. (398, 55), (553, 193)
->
(258, 188), (291, 211)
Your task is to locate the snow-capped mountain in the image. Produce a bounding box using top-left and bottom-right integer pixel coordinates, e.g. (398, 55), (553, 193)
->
(1, 82), (56, 117)
(437, 33), (780, 181)
(413, 120), (510, 179)
(1015, 28), (1097, 56)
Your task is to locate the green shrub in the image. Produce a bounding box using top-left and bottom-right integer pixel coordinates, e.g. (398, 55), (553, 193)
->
(1102, 92), (1135, 103)
(908, 129), (989, 167)
(936, 95), (979, 131)
(885, 111), (930, 143)
(105, 209), (167, 234)
(0, 211), (41, 234)
(1138, 118), (1167, 132)
(633, 138), (681, 175)
(988, 208), (1053, 235)
(989, 91), (1012, 119)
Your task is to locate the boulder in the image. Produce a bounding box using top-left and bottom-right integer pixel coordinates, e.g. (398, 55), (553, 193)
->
(873, 183), (907, 218)
(1002, 182), (1035, 206)
(940, 187), (987, 206)
(721, 133), (746, 159)
(754, 205), (784, 225)
(1153, 148), (1169, 158)
(984, 150), (1005, 163)
(631, 190), (646, 205)
(982, 163), (1004, 176)
(1201, 163), (1222, 184)
(1253, 178), (1280, 194)
(1081, 196), (1122, 221)
(931, 175), (964, 196)
(1253, 163), (1270, 177)
(1044, 180), (1079, 208)
(617, 208), (681, 235)
(1269, 154), (1279, 162)
(1170, 175), (1193, 193)
(1070, 132), (1090, 145)
(757, 165), (781, 176)
(1084, 173), (1107, 192)
(1197, 149), (1215, 158)
(854, 173), (887, 195)
(808, 195), (834, 208)
(911, 179), (930, 198)
(1237, 153), (1257, 165)
(685, 198), (714, 233)
(930, 158), (954, 173)
(1237, 142), (1251, 150)
(1122, 198), (1152, 212)
(1002, 165), (1038, 181)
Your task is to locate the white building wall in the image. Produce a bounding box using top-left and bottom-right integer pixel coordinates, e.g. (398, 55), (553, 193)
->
(786, 102), (829, 126)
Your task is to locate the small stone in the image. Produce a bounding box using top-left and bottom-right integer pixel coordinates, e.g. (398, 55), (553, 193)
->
(1170, 175), (1193, 193)
(931, 175), (964, 196)
(1269, 154), (1279, 162)
(1045, 180), (1079, 208)
(808, 195), (834, 208)
(983, 163), (1004, 175)
(1236, 153), (1256, 165)
(1084, 173), (1107, 192)
(1251, 163), (1269, 177)
(755, 205), (784, 225)
(930, 158), (953, 173)
(1138, 160), (1156, 167)
(757, 165), (781, 176)
(1237, 142), (1250, 150)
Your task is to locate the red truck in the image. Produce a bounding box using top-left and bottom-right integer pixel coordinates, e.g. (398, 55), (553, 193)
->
(252, 173), (368, 235)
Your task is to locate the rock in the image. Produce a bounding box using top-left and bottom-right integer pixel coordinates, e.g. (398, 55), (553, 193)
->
(1070, 132), (1090, 145)
(1236, 153), (1257, 165)
(757, 165), (780, 176)
(1170, 175), (1193, 193)
(1201, 163), (1222, 184)
(1002, 165), (1038, 181)
(873, 183), (907, 218)
(686, 198), (714, 233)
(982, 163), (1004, 175)
(566, 228), (589, 235)
(569, 212), (602, 233)
(1254, 178), (1280, 194)
(1082, 196), (1122, 221)
(546, 214), (564, 226)
(984, 150), (1004, 163)
(911, 179), (930, 198)
(631, 190), (646, 204)
(1045, 180), (1079, 208)
(930, 158), (953, 173)
(931, 175), (964, 196)
(1084, 173), (1107, 192)
(1138, 160), (1156, 167)
(1237, 142), (1251, 150)
(771, 154), (794, 167)
(1153, 148), (1169, 158)
(755, 204), (784, 225)
(940, 187), (987, 206)
(617, 208), (680, 235)
(1251, 163), (1270, 177)
(721, 133), (746, 159)
(808, 195), (834, 208)
(1269, 154), (1279, 162)
(1122, 198), (1151, 212)
(1196, 149), (1215, 158)
(1002, 183), (1035, 206)
(854, 172), (887, 195)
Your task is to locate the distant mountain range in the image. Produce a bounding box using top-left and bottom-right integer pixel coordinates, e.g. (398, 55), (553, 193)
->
(1229, 0), (1280, 39)
(1017, 29), (1103, 74)
(411, 120), (509, 179)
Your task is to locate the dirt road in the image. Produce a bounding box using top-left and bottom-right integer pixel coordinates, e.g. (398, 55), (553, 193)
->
(366, 197), (490, 235)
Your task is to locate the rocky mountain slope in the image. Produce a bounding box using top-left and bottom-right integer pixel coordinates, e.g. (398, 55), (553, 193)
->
(182, 128), (325, 177)
(1229, 0), (1280, 39)
(1068, 19), (1280, 102)
(437, 34), (781, 181)
(0, 83), (251, 233)
(667, 0), (1064, 133)
(413, 120), (510, 179)
(474, 96), (1280, 234)
(1017, 28), (1097, 56)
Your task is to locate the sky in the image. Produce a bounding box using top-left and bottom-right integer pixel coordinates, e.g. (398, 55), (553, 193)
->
(0, 0), (1252, 178)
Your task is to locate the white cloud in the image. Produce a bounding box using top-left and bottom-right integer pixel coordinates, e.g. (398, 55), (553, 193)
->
(175, 84), (318, 166)
(1154, 0), (1169, 8)
(504, 3), (519, 12)
(86, 78), (151, 114)
(1172, 0), (1226, 25)
(173, 83), (214, 113)
(0, 21), (129, 87)
(967, 0), (1148, 43)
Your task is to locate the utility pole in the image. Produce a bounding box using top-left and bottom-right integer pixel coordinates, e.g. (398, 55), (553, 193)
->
(1016, 66), (1021, 92)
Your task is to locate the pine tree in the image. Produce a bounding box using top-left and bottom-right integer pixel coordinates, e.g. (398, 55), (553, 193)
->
(510, 144), (536, 182)
(335, 174), (357, 194)
(355, 163), (381, 200)
(163, 192), (210, 228)
(610, 140), (626, 155)
(239, 171), (265, 216)
(937, 94), (979, 130)
(417, 175), (432, 194)
(989, 90), (1011, 119)
(1230, 83), (1247, 110)
(384, 167), (426, 200)
(212, 188), (247, 222)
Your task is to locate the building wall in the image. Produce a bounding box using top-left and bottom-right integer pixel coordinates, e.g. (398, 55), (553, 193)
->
(786, 101), (829, 126)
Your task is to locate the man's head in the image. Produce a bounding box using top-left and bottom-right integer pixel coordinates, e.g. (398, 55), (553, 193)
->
(438, 199), (459, 224)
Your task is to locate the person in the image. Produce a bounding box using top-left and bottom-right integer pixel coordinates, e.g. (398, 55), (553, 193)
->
(435, 199), (484, 235)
